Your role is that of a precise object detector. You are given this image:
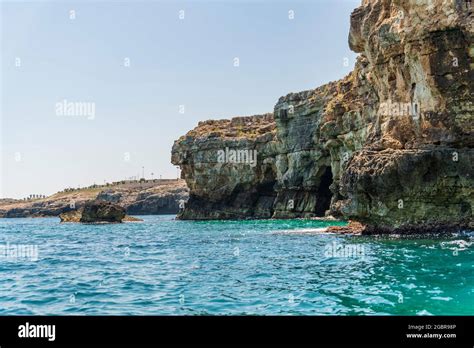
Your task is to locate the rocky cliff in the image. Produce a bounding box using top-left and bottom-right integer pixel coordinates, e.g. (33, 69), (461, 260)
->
(172, 114), (277, 219)
(0, 180), (189, 218)
(171, 0), (473, 233)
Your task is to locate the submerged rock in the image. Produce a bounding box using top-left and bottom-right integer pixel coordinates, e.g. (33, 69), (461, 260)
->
(172, 0), (473, 234)
(122, 215), (143, 222)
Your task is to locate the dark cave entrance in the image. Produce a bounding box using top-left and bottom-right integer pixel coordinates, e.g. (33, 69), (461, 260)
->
(314, 166), (333, 216)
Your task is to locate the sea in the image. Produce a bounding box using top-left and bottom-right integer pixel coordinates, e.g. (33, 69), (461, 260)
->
(0, 215), (472, 315)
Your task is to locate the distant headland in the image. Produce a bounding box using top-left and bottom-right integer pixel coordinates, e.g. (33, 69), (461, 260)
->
(0, 179), (188, 218)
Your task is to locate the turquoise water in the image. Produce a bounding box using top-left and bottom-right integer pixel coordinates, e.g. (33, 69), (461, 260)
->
(0, 215), (472, 315)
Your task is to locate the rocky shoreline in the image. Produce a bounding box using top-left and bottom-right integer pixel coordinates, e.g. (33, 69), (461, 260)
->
(0, 179), (188, 219)
(171, 0), (473, 234)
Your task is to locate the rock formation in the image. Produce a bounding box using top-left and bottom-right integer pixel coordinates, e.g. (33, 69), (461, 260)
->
(59, 200), (131, 223)
(172, 114), (278, 219)
(172, 0), (473, 233)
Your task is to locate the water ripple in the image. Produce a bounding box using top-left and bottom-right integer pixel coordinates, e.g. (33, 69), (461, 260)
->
(0, 216), (472, 315)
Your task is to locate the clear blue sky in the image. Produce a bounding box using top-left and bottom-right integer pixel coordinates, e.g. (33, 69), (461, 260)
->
(1, 0), (360, 199)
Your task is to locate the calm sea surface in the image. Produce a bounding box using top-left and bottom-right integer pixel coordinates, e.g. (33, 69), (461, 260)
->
(0, 215), (472, 315)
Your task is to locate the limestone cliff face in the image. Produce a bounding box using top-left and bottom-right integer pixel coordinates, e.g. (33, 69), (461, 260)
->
(172, 0), (473, 233)
(336, 0), (474, 231)
(171, 115), (278, 219)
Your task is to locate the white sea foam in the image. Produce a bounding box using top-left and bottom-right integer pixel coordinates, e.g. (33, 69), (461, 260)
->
(440, 239), (472, 250)
(272, 228), (330, 235)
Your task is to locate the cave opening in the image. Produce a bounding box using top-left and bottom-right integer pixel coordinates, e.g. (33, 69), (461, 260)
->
(314, 166), (333, 216)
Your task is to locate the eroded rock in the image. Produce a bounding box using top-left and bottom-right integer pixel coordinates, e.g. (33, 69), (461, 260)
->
(59, 201), (142, 223)
(171, 0), (473, 234)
